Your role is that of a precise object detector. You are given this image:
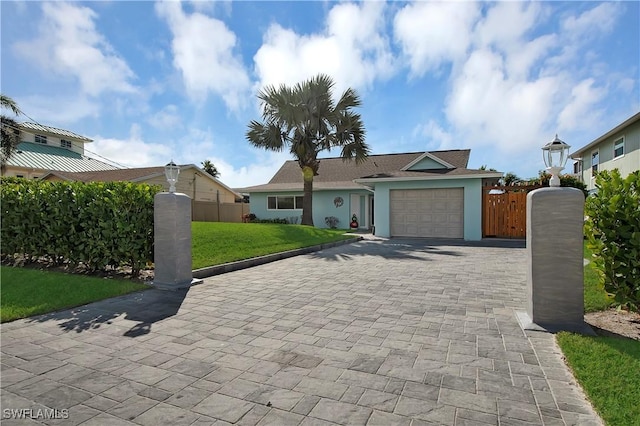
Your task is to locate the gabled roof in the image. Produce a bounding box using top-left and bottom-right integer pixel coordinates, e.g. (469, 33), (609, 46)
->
(42, 164), (243, 200)
(570, 112), (640, 158)
(241, 149), (500, 192)
(19, 122), (93, 142)
(7, 142), (118, 173)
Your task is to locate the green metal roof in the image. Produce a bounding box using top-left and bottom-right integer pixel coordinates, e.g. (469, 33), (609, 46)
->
(7, 142), (119, 173)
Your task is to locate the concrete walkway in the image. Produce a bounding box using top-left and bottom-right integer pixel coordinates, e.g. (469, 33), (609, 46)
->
(1, 239), (601, 425)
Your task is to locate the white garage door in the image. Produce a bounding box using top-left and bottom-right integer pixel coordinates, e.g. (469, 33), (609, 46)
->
(390, 188), (464, 238)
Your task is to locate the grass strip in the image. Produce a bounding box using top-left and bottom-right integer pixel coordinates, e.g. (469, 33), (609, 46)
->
(1, 266), (148, 323)
(191, 222), (356, 269)
(556, 332), (640, 426)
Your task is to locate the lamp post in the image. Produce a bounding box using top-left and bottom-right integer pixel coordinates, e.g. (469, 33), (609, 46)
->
(154, 160), (201, 289)
(165, 160), (180, 193)
(517, 137), (592, 335)
(542, 135), (570, 187)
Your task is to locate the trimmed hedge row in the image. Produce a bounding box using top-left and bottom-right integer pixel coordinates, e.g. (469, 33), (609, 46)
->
(1, 178), (161, 276)
(585, 170), (640, 312)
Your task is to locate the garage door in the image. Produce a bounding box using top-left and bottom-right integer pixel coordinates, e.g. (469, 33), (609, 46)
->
(390, 188), (464, 238)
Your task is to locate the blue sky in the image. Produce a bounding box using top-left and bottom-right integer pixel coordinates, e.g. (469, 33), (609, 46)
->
(2, 1), (638, 188)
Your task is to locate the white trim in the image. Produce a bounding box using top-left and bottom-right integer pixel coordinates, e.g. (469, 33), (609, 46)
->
(267, 194), (304, 210)
(570, 112), (639, 157)
(401, 152), (455, 170)
(590, 149), (599, 175)
(613, 136), (625, 159)
(354, 172), (502, 184)
(246, 186), (367, 193)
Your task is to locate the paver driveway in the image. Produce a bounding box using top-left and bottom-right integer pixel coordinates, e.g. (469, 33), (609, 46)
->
(1, 239), (601, 425)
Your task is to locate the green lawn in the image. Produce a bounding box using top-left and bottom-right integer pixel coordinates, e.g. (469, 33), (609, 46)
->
(191, 222), (356, 269)
(557, 332), (640, 426)
(554, 240), (638, 425)
(0, 266), (148, 323)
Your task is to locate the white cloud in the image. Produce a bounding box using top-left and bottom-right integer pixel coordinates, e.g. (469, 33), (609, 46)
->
(557, 79), (605, 131)
(13, 2), (136, 97)
(155, 0), (250, 111)
(206, 151), (290, 189)
(562, 2), (620, 40)
(18, 95), (100, 125)
(148, 105), (182, 130)
(253, 1), (394, 95)
(393, 1), (480, 76)
(90, 124), (171, 168)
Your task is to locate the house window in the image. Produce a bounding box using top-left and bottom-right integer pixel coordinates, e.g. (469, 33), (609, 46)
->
(16, 174), (24, 178)
(591, 150), (599, 175)
(35, 134), (47, 144)
(60, 139), (72, 149)
(614, 137), (624, 158)
(573, 160), (582, 174)
(267, 195), (304, 210)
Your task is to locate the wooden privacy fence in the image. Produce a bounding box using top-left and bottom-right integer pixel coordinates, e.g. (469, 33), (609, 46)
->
(482, 186), (542, 239)
(192, 201), (250, 223)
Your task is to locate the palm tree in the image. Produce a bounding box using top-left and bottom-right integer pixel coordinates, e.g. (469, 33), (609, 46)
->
(246, 74), (369, 226)
(201, 160), (220, 178)
(1, 94), (23, 174)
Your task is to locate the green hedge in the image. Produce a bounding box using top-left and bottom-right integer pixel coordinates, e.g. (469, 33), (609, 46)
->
(585, 170), (640, 312)
(1, 178), (161, 276)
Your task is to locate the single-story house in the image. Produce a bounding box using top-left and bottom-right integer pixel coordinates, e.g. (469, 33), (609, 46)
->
(41, 164), (243, 203)
(240, 150), (502, 240)
(570, 111), (640, 192)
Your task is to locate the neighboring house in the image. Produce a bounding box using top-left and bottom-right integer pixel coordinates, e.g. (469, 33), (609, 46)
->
(3, 122), (118, 178)
(41, 165), (243, 203)
(241, 150), (502, 240)
(570, 112), (640, 192)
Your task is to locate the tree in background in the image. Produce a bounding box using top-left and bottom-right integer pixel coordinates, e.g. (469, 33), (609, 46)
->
(501, 172), (521, 186)
(1, 94), (22, 173)
(246, 74), (369, 226)
(201, 160), (220, 178)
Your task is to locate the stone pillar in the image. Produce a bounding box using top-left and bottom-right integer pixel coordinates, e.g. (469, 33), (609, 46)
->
(153, 192), (200, 290)
(517, 187), (594, 334)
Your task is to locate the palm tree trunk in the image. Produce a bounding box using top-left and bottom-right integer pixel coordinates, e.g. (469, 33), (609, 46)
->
(301, 166), (314, 226)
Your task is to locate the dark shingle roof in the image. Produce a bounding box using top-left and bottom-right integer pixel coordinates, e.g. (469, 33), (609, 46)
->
(239, 149), (497, 192)
(47, 167), (166, 182)
(269, 150), (470, 184)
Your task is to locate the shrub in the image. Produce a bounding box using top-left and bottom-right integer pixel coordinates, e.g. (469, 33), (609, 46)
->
(249, 218), (289, 224)
(0, 178), (161, 277)
(324, 216), (339, 229)
(531, 171), (588, 197)
(584, 170), (640, 312)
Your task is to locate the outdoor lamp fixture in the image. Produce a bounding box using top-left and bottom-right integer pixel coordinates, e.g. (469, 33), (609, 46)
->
(542, 135), (570, 187)
(165, 160), (180, 193)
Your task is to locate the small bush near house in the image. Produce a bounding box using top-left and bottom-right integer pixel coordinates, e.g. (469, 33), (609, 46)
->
(249, 218), (289, 224)
(324, 216), (340, 229)
(0, 178), (161, 277)
(584, 170), (640, 312)
(531, 171), (588, 197)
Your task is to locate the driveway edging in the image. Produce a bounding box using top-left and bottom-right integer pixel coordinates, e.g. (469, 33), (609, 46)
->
(192, 236), (363, 279)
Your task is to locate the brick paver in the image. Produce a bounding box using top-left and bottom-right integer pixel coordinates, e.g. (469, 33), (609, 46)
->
(1, 239), (602, 425)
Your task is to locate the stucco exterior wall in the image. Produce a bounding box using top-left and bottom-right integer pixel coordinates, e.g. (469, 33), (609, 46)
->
(142, 170), (238, 203)
(372, 178), (483, 240)
(250, 189), (371, 228)
(578, 119), (640, 190)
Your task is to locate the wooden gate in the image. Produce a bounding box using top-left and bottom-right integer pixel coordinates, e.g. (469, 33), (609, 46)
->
(482, 186), (541, 239)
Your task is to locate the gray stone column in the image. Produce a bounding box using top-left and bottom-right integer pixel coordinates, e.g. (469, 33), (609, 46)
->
(517, 187), (594, 334)
(153, 192), (201, 290)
